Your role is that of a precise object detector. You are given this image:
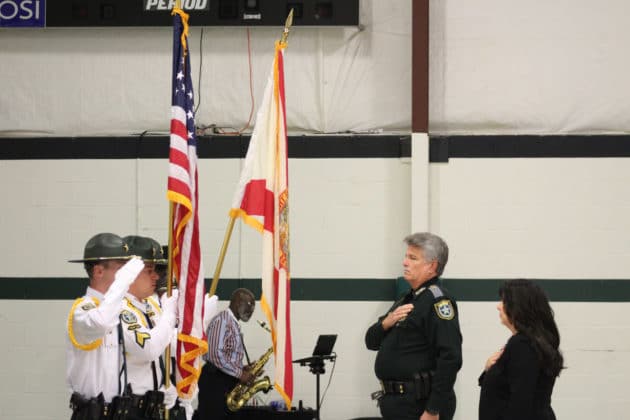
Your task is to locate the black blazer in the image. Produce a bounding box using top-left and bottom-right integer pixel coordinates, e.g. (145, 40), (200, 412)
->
(478, 333), (556, 420)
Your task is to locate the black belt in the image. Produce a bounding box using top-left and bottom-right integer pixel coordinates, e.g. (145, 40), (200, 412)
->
(70, 392), (165, 420)
(127, 391), (165, 420)
(380, 371), (434, 399)
(380, 380), (415, 395)
(70, 392), (111, 420)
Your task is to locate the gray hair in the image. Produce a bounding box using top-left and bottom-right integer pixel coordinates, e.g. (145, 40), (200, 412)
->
(404, 232), (449, 277)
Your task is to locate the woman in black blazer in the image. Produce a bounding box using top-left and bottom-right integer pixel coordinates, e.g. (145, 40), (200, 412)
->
(478, 279), (564, 420)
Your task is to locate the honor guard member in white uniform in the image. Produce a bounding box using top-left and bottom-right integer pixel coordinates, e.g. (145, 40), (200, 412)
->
(147, 240), (193, 420)
(66, 233), (145, 420)
(120, 235), (179, 420)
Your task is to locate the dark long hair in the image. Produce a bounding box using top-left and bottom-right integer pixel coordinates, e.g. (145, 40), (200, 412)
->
(500, 279), (564, 377)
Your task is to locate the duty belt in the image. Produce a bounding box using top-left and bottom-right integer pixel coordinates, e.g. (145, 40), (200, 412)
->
(124, 391), (165, 420)
(379, 371), (433, 399)
(70, 391), (165, 420)
(70, 392), (112, 420)
(380, 380), (415, 395)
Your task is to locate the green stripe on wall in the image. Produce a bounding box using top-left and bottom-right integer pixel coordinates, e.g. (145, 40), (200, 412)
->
(2, 278), (630, 302)
(441, 279), (630, 302)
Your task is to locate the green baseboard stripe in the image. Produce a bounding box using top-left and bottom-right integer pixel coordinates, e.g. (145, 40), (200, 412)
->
(1, 277), (630, 302)
(401, 278), (630, 302)
(0, 278), (397, 301)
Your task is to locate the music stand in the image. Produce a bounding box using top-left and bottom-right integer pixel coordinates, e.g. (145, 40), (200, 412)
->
(293, 335), (337, 420)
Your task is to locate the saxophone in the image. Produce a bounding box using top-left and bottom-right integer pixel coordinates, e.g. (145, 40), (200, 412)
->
(226, 346), (274, 412)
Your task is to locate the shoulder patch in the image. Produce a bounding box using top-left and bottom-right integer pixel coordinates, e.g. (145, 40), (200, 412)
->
(120, 310), (138, 324)
(80, 302), (96, 311)
(428, 285), (444, 299)
(434, 299), (455, 320)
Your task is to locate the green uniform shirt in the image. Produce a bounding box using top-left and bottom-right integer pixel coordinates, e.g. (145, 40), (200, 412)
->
(365, 277), (463, 414)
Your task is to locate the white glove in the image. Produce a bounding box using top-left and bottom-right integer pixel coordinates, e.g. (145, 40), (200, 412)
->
(160, 289), (179, 328)
(179, 396), (195, 420)
(104, 257), (144, 300)
(202, 294), (219, 333)
(160, 384), (178, 410)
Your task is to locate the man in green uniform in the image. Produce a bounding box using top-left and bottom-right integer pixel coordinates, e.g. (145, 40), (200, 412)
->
(365, 232), (462, 420)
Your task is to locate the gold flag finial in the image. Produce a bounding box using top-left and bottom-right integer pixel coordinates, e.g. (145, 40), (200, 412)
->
(280, 8), (294, 45)
(175, 0), (181, 9)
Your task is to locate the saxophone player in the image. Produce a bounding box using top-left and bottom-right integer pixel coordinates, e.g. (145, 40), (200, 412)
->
(194, 288), (256, 420)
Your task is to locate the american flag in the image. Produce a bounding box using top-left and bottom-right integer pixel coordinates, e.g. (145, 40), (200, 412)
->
(167, 6), (207, 398)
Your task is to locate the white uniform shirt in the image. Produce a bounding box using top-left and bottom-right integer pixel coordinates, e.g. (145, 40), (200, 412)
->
(66, 287), (124, 402)
(120, 294), (175, 395)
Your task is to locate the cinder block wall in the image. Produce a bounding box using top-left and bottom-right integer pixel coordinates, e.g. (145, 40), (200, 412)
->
(1, 156), (630, 419)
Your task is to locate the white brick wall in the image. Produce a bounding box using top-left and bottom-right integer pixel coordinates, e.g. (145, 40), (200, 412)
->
(2, 156), (630, 419)
(431, 158), (630, 279)
(3, 299), (629, 419)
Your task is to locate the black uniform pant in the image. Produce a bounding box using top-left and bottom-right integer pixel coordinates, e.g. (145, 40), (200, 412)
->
(194, 363), (239, 420)
(379, 390), (456, 420)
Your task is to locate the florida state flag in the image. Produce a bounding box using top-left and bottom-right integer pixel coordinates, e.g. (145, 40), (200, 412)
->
(230, 40), (293, 407)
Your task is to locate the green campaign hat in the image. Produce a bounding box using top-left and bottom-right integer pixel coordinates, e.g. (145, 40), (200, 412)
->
(68, 233), (133, 263)
(148, 238), (168, 266)
(124, 235), (167, 264)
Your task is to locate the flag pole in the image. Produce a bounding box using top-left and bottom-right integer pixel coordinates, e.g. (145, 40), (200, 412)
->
(281, 8), (294, 45)
(208, 216), (236, 296)
(163, 4), (181, 420)
(164, 202), (175, 419)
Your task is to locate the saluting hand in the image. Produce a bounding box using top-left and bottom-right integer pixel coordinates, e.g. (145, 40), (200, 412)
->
(382, 303), (414, 330)
(484, 348), (504, 371)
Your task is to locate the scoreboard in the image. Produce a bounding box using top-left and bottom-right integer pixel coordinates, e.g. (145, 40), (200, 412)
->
(40, 0), (359, 27)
